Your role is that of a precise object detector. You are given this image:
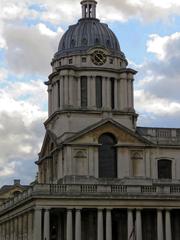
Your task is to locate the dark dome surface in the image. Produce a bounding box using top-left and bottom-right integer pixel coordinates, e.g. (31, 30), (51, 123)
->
(55, 18), (122, 58)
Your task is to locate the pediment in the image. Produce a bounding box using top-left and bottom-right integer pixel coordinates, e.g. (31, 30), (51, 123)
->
(64, 119), (152, 146)
(39, 129), (58, 158)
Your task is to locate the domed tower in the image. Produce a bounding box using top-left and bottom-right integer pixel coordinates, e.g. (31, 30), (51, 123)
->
(38, 0), (138, 184)
(46, 0), (137, 138)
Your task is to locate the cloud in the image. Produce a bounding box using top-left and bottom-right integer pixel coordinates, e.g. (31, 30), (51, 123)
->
(147, 32), (180, 60)
(0, 80), (47, 185)
(3, 23), (63, 76)
(0, 0), (180, 28)
(135, 32), (180, 127)
(0, 68), (8, 82)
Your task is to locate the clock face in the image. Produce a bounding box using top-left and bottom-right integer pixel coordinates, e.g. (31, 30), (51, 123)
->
(91, 50), (107, 66)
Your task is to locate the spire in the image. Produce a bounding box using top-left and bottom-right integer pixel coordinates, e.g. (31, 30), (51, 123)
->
(81, 0), (97, 19)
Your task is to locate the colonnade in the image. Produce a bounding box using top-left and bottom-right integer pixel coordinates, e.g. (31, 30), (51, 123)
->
(0, 207), (173, 240)
(36, 208), (172, 240)
(0, 210), (33, 240)
(48, 74), (134, 116)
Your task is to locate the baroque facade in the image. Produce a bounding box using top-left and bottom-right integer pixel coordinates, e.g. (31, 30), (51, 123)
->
(1, 0), (180, 239)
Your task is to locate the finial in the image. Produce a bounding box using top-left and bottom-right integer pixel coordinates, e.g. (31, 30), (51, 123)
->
(81, 0), (97, 19)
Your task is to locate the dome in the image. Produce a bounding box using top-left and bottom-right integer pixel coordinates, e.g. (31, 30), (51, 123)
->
(55, 18), (123, 58)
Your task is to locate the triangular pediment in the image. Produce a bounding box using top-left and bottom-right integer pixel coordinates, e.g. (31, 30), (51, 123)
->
(39, 129), (58, 158)
(63, 119), (152, 146)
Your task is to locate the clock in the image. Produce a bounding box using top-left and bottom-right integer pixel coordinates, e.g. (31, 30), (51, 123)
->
(91, 50), (107, 66)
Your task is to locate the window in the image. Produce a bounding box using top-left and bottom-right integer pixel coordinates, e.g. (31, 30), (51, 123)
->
(109, 58), (113, 64)
(69, 58), (73, 64)
(70, 39), (75, 48)
(158, 159), (172, 179)
(99, 133), (117, 178)
(82, 57), (87, 63)
(13, 191), (21, 197)
(81, 76), (87, 108)
(110, 78), (115, 109)
(96, 76), (102, 108)
(82, 38), (87, 46)
(107, 40), (111, 48)
(95, 38), (100, 44)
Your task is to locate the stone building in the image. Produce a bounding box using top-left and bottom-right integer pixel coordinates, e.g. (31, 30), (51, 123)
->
(1, 0), (180, 239)
(0, 180), (29, 206)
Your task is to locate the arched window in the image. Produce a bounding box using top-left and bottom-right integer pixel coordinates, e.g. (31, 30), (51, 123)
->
(99, 133), (117, 178)
(158, 159), (172, 179)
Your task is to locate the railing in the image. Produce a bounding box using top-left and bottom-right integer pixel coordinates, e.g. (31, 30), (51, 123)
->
(141, 186), (157, 193)
(1, 183), (180, 212)
(137, 127), (180, 145)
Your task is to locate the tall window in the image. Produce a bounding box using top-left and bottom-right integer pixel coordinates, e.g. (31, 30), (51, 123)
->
(81, 76), (87, 108)
(96, 76), (102, 108)
(110, 78), (115, 109)
(158, 159), (172, 179)
(99, 133), (117, 178)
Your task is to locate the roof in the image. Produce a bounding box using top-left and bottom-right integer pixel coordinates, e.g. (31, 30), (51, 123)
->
(55, 18), (125, 59)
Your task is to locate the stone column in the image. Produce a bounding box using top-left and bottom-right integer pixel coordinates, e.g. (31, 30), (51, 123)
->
(123, 79), (128, 109)
(91, 76), (96, 108)
(119, 79), (124, 110)
(97, 209), (103, 240)
(66, 209), (73, 240)
(87, 76), (91, 108)
(127, 79), (132, 109)
(18, 216), (22, 240)
(165, 210), (172, 240)
(87, 4), (90, 18)
(48, 88), (52, 116)
(51, 84), (55, 113)
(106, 78), (111, 110)
(1, 224), (4, 240)
(60, 77), (64, 109)
(75, 209), (81, 240)
(131, 79), (134, 109)
(69, 76), (74, 106)
(44, 209), (50, 240)
(66, 146), (72, 175)
(54, 82), (58, 111)
(106, 209), (112, 240)
(128, 209), (134, 240)
(10, 219), (14, 240)
(102, 77), (107, 109)
(77, 77), (81, 107)
(94, 147), (99, 178)
(33, 208), (42, 240)
(114, 79), (118, 110)
(157, 209), (164, 240)
(14, 218), (18, 240)
(64, 75), (69, 106)
(28, 211), (33, 240)
(136, 209), (142, 240)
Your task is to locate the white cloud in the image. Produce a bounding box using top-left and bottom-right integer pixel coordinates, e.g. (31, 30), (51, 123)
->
(135, 31), (180, 127)
(0, 80), (47, 182)
(135, 90), (180, 116)
(3, 23), (63, 76)
(0, 68), (8, 81)
(0, 0), (180, 28)
(147, 32), (180, 60)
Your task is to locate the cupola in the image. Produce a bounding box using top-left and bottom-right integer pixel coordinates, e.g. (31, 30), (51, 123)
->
(81, 0), (97, 19)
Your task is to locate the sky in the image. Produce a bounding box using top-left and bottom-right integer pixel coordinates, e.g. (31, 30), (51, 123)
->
(0, 0), (180, 187)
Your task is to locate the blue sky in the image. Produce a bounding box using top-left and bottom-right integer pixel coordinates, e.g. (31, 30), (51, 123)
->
(0, 0), (180, 186)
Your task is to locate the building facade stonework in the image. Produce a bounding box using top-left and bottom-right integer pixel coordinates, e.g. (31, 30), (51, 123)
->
(1, 0), (180, 239)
